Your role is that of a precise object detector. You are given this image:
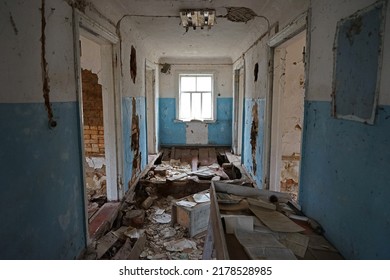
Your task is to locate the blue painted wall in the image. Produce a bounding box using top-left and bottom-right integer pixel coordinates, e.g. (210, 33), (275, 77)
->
(158, 97), (233, 146)
(158, 98), (186, 145)
(299, 101), (390, 259)
(0, 102), (86, 259)
(208, 98), (233, 145)
(122, 96), (148, 191)
(242, 98), (265, 188)
(136, 96), (147, 171)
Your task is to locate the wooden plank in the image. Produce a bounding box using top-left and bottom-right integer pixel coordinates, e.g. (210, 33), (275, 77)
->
(198, 148), (209, 166)
(175, 148), (183, 160)
(112, 238), (133, 260)
(214, 181), (292, 203)
(202, 222), (214, 260)
(210, 182), (230, 259)
(161, 148), (171, 161)
(180, 149), (191, 163)
(171, 147), (176, 160)
(128, 234), (147, 259)
(191, 149), (199, 172)
(208, 148), (218, 165)
(96, 231), (119, 259)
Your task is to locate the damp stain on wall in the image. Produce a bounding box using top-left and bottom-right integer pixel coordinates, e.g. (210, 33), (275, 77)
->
(250, 101), (258, 174)
(130, 97), (141, 184)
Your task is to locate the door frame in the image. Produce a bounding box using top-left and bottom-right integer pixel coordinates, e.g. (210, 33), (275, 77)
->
(233, 58), (245, 156)
(145, 60), (158, 154)
(263, 11), (308, 190)
(72, 9), (121, 243)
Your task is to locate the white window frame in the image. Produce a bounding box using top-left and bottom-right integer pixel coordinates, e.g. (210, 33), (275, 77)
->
(178, 73), (215, 121)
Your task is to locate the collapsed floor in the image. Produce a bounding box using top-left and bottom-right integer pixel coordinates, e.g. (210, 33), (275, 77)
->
(83, 147), (251, 260)
(83, 147), (343, 260)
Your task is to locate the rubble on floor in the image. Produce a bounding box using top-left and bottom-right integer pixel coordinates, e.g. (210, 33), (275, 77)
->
(207, 181), (343, 260)
(144, 160), (231, 182)
(83, 195), (206, 260)
(85, 156), (107, 219)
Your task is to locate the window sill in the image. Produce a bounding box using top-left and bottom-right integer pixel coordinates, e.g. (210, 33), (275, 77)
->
(174, 119), (216, 124)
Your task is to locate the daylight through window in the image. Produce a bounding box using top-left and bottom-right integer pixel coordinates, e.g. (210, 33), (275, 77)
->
(179, 74), (213, 121)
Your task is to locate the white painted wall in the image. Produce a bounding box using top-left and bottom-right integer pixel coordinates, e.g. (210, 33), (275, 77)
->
(0, 0), (76, 103)
(80, 36), (102, 82)
(270, 32), (306, 191)
(243, 39), (269, 99)
(308, 0), (390, 105)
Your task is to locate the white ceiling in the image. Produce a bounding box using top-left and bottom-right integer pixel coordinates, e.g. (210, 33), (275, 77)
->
(90, 0), (309, 61)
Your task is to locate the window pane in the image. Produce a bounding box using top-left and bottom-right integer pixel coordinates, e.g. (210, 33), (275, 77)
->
(197, 76), (212, 91)
(192, 93), (202, 120)
(181, 76), (196, 91)
(180, 92), (191, 119)
(202, 92), (212, 119)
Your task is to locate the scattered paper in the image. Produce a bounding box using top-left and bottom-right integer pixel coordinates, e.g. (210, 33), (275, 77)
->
(223, 215), (253, 234)
(176, 200), (197, 208)
(164, 239), (197, 252)
(193, 193), (210, 203)
(276, 233), (309, 258)
(234, 230), (296, 260)
(155, 208), (165, 215)
(160, 227), (177, 239)
(124, 228), (145, 239)
(153, 213), (171, 224)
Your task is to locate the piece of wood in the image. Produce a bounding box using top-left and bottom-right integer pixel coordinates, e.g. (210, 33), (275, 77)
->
(249, 205), (305, 233)
(202, 222), (215, 260)
(208, 148), (218, 165)
(199, 148), (209, 166)
(191, 149), (199, 172)
(214, 181), (292, 203)
(247, 197), (276, 210)
(210, 183), (230, 259)
(96, 231), (119, 259)
(224, 234), (250, 260)
(128, 234), (147, 259)
(112, 238), (133, 260)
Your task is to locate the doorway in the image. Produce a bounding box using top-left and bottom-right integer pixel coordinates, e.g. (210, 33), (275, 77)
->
(269, 31), (306, 201)
(233, 65), (245, 156)
(145, 61), (157, 159)
(78, 28), (119, 237)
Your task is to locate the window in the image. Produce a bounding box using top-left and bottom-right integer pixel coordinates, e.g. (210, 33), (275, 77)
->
(179, 74), (213, 121)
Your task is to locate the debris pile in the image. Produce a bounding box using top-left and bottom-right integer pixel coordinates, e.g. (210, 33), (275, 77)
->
(144, 160), (232, 182)
(211, 181), (343, 260)
(83, 195), (206, 260)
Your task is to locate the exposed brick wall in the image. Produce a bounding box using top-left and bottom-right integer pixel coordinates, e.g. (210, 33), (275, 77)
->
(82, 69), (105, 156)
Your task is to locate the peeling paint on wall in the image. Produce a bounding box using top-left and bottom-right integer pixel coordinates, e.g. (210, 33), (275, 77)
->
(131, 97), (140, 184)
(250, 102), (258, 174)
(130, 45), (137, 84)
(40, 0), (56, 128)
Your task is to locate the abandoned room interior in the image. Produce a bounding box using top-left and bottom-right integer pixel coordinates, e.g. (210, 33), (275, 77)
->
(0, 0), (389, 260)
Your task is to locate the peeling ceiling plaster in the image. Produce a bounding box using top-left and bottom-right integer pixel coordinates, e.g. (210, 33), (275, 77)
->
(89, 0), (309, 61)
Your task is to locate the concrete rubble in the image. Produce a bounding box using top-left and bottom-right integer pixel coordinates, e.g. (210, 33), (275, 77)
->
(83, 195), (206, 260)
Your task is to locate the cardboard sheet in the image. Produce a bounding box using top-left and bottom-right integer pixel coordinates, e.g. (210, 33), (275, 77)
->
(249, 205), (305, 233)
(234, 230), (296, 260)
